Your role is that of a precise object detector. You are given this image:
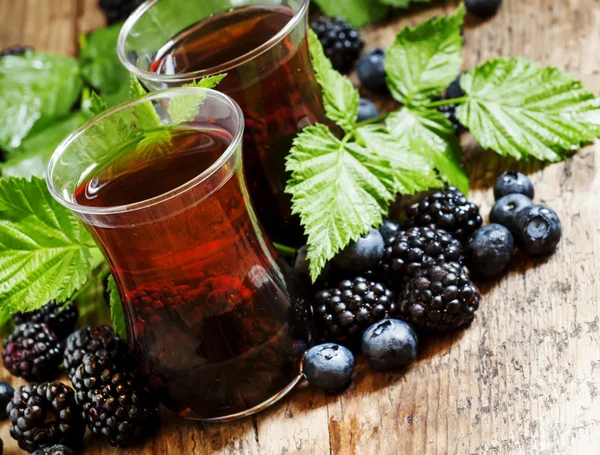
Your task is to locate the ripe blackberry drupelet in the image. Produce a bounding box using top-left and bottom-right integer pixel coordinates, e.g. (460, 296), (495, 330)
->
(64, 325), (128, 378)
(7, 382), (84, 453)
(397, 263), (480, 333)
(313, 277), (395, 347)
(75, 354), (160, 447)
(405, 187), (482, 242)
(382, 226), (463, 285)
(3, 323), (62, 381)
(310, 16), (364, 73)
(13, 301), (79, 340)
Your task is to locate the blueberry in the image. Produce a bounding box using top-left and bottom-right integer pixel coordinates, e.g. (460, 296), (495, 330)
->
(494, 171), (534, 200)
(490, 193), (534, 234)
(357, 98), (380, 123)
(445, 74), (464, 99)
(379, 219), (400, 241)
(357, 48), (388, 94)
(465, 224), (515, 278)
(0, 381), (13, 419)
(294, 245), (330, 283)
(465, 0), (502, 18)
(361, 319), (418, 371)
(515, 205), (562, 255)
(332, 228), (384, 275)
(303, 343), (354, 391)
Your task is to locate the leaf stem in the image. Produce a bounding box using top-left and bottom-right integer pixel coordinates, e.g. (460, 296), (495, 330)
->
(66, 266), (110, 305)
(273, 242), (297, 257)
(425, 96), (468, 108)
(356, 113), (389, 127)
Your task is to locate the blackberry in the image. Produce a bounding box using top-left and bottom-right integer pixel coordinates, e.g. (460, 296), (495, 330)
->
(382, 226), (463, 284)
(32, 445), (74, 455)
(437, 75), (464, 133)
(3, 323), (62, 381)
(313, 277), (395, 347)
(99, 0), (144, 25)
(64, 325), (128, 378)
(0, 45), (32, 57)
(0, 381), (15, 420)
(75, 354), (159, 447)
(405, 186), (482, 242)
(7, 382), (84, 453)
(310, 16), (363, 73)
(13, 301), (78, 340)
(397, 263), (481, 333)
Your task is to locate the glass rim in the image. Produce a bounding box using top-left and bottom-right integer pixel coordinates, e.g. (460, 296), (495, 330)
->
(117, 0), (310, 84)
(46, 87), (244, 217)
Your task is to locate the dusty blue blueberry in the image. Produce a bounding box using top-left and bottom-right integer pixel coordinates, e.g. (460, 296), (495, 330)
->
(361, 319), (418, 371)
(466, 224), (515, 278)
(357, 98), (380, 122)
(333, 228), (384, 275)
(490, 193), (534, 234)
(515, 205), (562, 255)
(357, 48), (387, 93)
(303, 343), (354, 391)
(494, 171), (534, 200)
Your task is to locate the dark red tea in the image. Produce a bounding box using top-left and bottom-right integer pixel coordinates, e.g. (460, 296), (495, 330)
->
(151, 5), (328, 246)
(74, 127), (311, 419)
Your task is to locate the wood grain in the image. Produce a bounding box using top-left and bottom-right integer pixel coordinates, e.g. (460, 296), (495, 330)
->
(2, 0), (600, 453)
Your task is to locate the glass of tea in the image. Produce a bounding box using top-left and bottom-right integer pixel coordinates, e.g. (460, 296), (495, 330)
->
(117, 0), (327, 246)
(46, 88), (312, 421)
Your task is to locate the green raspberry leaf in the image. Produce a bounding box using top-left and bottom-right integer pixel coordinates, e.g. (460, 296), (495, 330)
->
(308, 30), (359, 134)
(0, 177), (103, 314)
(285, 124), (396, 281)
(386, 107), (469, 194)
(167, 74), (228, 124)
(0, 52), (82, 150)
(107, 275), (127, 340)
(311, 0), (389, 28)
(385, 4), (464, 106)
(456, 57), (600, 161)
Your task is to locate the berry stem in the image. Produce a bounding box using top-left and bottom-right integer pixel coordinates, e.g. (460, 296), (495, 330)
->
(273, 242), (297, 257)
(425, 96), (468, 108)
(356, 113), (389, 127)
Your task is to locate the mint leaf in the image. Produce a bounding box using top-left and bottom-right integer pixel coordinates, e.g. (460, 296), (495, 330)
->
(385, 4), (464, 106)
(0, 177), (103, 313)
(312, 0), (389, 28)
(386, 107), (469, 193)
(308, 30), (359, 133)
(285, 124), (396, 281)
(0, 52), (82, 150)
(356, 124), (444, 194)
(107, 275), (127, 340)
(80, 23), (129, 100)
(0, 113), (86, 179)
(129, 76), (162, 130)
(456, 57), (600, 161)
(167, 74), (227, 124)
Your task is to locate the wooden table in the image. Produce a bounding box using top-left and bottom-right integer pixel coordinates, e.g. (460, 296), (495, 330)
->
(3, 0), (600, 453)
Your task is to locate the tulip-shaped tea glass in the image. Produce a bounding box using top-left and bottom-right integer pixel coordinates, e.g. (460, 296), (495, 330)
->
(47, 88), (312, 421)
(117, 0), (328, 246)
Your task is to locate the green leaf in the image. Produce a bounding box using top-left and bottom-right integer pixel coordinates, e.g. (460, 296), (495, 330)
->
(456, 57), (600, 161)
(79, 23), (129, 98)
(308, 30), (359, 133)
(107, 275), (127, 340)
(386, 107), (469, 193)
(0, 113), (86, 179)
(356, 124), (444, 194)
(129, 76), (163, 130)
(312, 0), (389, 28)
(379, 0), (430, 7)
(167, 74), (227, 124)
(285, 124), (396, 281)
(0, 177), (103, 313)
(0, 52), (82, 150)
(385, 4), (464, 106)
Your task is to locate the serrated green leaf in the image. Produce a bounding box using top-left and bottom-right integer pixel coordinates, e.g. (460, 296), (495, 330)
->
(379, 0), (429, 7)
(312, 0), (389, 27)
(385, 4), (464, 106)
(356, 124), (444, 194)
(456, 57), (600, 161)
(0, 177), (103, 313)
(107, 274), (127, 340)
(0, 113), (86, 179)
(386, 107), (469, 193)
(167, 74), (227, 124)
(80, 23), (129, 97)
(89, 91), (108, 117)
(285, 124), (396, 281)
(0, 52), (82, 150)
(129, 76), (163, 131)
(308, 30), (359, 133)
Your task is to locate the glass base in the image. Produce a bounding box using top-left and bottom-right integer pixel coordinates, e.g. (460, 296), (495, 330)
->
(183, 372), (304, 422)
